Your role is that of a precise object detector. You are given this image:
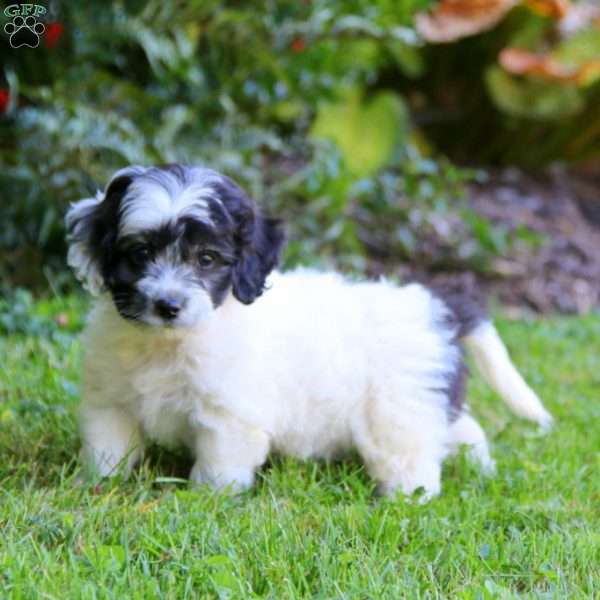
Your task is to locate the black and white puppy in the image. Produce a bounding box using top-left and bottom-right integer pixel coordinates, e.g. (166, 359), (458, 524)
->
(66, 164), (553, 499)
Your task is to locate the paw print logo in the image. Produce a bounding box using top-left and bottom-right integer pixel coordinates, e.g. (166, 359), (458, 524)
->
(4, 15), (45, 48)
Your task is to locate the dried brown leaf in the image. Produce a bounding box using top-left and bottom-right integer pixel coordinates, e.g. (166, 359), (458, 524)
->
(524, 0), (571, 19)
(416, 0), (518, 43)
(499, 47), (600, 85)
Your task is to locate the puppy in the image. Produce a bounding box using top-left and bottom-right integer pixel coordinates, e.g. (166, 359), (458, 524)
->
(66, 164), (553, 499)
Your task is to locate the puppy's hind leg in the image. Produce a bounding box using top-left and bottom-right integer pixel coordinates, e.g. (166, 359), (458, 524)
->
(449, 412), (496, 475)
(353, 399), (448, 502)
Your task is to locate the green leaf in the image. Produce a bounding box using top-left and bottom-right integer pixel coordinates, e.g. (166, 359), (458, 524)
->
(205, 554), (232, 567)
(485, 66), (584, 119)
(211, 570), (240, 592)
(553, 28), (600, 67)
(89, 545), (127, 571)
(552, 28), (600, 87)
(311, 88), (408, 177)
(388, 41), (425, 78)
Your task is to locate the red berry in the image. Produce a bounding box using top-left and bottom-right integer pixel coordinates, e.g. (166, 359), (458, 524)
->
(0, 89), (9, 113)
(44, 22), (64, 48)
(291, 36), (306, 53)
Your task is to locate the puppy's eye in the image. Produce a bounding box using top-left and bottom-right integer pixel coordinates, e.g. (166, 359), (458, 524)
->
(198, 251), (218, 269)
(129, 246), (151, 266)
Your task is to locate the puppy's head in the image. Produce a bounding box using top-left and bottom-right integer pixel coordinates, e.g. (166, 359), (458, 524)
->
(66, 164), (285, 327)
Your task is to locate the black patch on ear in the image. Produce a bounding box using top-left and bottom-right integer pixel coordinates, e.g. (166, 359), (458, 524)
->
(232, 214), (286, 304)
(67, 174), (135, 288)
(216, 178), (286, 305)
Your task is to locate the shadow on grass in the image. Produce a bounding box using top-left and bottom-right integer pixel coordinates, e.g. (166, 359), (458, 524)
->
(3, 429), (487, 502)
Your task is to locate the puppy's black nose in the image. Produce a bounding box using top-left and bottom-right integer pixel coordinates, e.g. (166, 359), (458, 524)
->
(154, 297), (182, 320)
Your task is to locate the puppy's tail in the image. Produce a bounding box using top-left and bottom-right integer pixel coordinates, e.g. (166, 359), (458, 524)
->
(464, 321), (553, 431)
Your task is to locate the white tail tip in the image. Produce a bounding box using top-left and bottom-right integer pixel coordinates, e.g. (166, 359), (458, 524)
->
(465, 322), (553, 431)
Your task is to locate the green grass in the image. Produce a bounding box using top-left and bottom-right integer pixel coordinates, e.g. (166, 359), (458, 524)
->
(1, 295), (599, 599)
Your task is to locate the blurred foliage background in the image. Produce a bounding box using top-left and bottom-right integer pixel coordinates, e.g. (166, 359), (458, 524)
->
(1, 0), (599, 307)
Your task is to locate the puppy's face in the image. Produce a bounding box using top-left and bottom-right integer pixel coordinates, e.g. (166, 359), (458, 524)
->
(66, 165), (285, 327)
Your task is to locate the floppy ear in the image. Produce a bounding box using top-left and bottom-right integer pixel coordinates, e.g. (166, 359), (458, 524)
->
(65, 166), (145, 294)
(218, 178), (285, 305)
(231, 211), (286, 304)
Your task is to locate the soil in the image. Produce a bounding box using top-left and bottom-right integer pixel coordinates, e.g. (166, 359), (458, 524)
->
(394, 165), (600, 315)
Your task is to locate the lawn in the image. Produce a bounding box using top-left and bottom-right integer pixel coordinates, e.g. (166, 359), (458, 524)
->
(0, 295), (599, 599)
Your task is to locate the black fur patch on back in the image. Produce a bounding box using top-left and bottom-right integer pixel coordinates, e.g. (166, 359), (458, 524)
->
(429, 281), (488, 339)
(420, 279), (488, 421)
(447, 355), (468, 421)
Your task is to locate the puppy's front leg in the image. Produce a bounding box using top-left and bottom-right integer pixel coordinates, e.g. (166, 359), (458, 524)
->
(80, 406), (143, 479)
(190, 420), (270, 493)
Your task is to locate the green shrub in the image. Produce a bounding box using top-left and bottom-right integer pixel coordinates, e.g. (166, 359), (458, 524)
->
(1, 0), (597, 292)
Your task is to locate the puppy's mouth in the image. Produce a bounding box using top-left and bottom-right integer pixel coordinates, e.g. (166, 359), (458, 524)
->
(142, 311), (191, 328)
(127, 314), (193, 331)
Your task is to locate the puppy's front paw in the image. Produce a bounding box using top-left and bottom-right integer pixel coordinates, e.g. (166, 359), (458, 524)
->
(189, 463), (255, 494)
